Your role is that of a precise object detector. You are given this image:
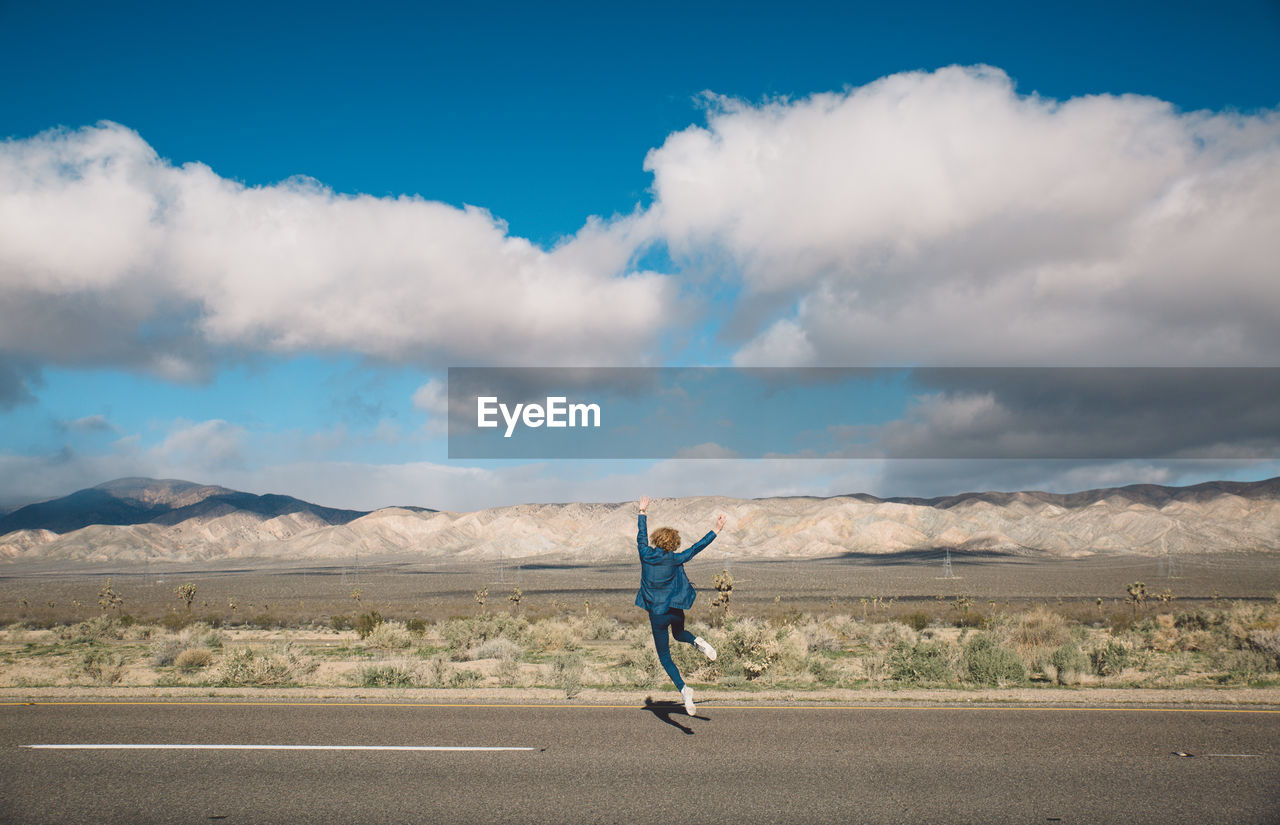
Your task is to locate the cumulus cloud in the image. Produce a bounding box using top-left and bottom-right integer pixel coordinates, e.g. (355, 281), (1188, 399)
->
(0, 123), (675, 391)
(643, 65), (1280, 366)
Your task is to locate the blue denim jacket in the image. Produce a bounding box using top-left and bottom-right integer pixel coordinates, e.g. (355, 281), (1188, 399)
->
(634, 513), (717, 614)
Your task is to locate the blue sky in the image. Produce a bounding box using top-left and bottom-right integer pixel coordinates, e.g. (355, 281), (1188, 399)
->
(1, 0), (1278, 510)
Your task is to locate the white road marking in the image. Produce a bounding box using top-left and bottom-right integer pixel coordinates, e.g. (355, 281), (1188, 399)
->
(24, 744), (537, 751)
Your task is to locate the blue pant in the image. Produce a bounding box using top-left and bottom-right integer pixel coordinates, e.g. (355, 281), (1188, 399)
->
(648, 608), (697, 690)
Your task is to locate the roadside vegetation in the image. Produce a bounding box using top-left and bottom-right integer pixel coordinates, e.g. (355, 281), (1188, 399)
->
(2, 581), (1278, 695)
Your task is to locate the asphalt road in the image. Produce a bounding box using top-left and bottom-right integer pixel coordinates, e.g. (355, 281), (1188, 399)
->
(2, 699), (1277, 824)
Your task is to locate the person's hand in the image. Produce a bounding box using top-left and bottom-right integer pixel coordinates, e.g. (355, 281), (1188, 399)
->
(638, 495), (650, 514)
(715, 513), (727, 532)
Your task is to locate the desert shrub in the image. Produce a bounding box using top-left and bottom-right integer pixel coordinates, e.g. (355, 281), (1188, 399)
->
(363, 621), (412, 649)
(469, 637), (523, 662)
(1215, 649), (1274, 684)
(123, 623), (155, 642)
(962, 633), (1026, 686)
(440, 614), (530, 651)
(496, 657), (521, 686)
(1006, 607), (1072, 650)
(550, 652), (584, 698)
(160, 612), (191, 632)
(887, 640), (953, 685)
(359, 664), (417, 688)
(529, 619), (580, 653)
(249, 613), (279, 630)
(801, 622), (843, 653)
(868, 621), (918, 651)
(1108, 613), (1136, 635)
(405, 618), (427, 637)
(616, 644), (663, 685)
(954, 611), (987, 629)
(1174, 609), (1212, 631)
(450, 669), (483, 688)
(807, 657), (836, 682)
(575, 614), (625, 641)
(903, 612), (931, 632)
(1090, 640), (1131, 677)
(218, 646), (316, 686)
(149, 637), (184, 667)
(720, 617), (782, 680)
(331, 614), (353, 631)
(80, 650), (125, 684)
(64, 615), (122, 643)
(354, 611), (384, 640)
(1247, 628), (1280, 669)
(424, 655), (451, 687)
(175, 647), (213, 671)
(1050, 643), (1090, 684)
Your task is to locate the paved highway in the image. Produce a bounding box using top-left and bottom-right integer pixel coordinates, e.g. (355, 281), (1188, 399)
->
(2, 699), (1277, 824)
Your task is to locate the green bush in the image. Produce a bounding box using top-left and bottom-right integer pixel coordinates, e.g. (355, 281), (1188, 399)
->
(962, 633), (1026, 686)
(354, 611), (384, 640)
(551, 652), (584, 698)
(1050, 643), (1089, 684)
(887, 640), (953, 685)
(331, 614), (353, 631)
(450, 669), (483, 688)
(1091, 641), (1131, 677)
(359, 664), (417, 687)
(954, 611), (987, 629)
(405, 618), (427, 637)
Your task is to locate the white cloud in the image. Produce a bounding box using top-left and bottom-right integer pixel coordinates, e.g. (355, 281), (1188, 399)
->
(412, 377), (450, 436)
(644, 65), (1280, 366)
(152, 419), (249, 472)
(0, 123), (676, 392)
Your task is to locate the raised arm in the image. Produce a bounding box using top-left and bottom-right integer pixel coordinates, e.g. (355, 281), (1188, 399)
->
(671, 513), (728, 564)
(636, 496), (651, 557)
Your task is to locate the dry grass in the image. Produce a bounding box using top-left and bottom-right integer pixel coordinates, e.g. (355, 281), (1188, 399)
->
(1, 598), (1278, 693)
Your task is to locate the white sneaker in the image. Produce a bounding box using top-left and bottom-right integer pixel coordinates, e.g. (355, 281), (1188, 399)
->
(680, 685), (696, 716)
(694, 636), (718, 661)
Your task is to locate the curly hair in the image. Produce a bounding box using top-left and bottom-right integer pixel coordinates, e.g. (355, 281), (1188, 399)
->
(650, 526), (681, 553)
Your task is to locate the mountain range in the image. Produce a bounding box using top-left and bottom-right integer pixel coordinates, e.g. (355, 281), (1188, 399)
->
(1, 476), (1277, 566)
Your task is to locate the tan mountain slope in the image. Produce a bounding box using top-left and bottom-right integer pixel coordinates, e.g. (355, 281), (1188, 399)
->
(1, 478), (1276, 565)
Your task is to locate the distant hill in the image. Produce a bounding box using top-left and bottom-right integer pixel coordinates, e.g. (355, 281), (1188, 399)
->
(0, 476), (1276, 566)
(0, 477), (370, 535)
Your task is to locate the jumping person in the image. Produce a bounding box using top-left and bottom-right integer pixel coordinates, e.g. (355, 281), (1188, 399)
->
(634, 495), (727, 715)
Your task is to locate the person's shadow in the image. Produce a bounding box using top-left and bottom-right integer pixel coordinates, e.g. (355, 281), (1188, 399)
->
(642, 696), (708, 734)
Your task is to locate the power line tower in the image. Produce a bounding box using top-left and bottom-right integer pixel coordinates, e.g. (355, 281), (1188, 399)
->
(942, 547), (955, 580)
